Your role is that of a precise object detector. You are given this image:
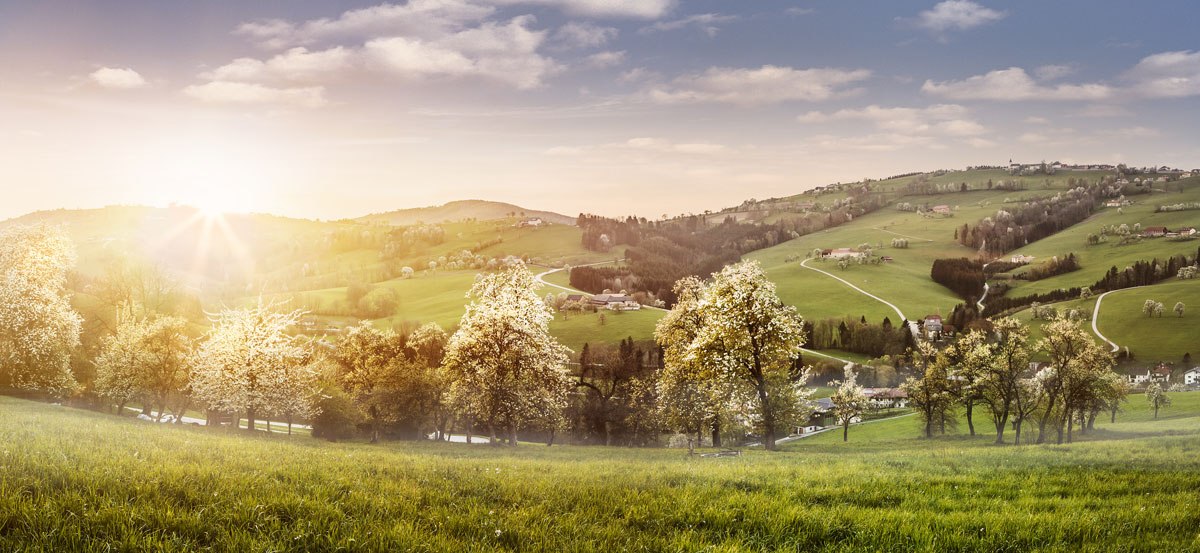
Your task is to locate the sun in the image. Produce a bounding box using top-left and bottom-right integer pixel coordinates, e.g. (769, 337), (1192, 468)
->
(134, 131), (278, 216)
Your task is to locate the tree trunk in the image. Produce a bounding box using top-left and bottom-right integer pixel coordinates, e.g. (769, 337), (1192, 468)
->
(246, 408), (256, 433)
(1110, 404), (1118, 423)
(369, 406), (380, 444)
(711, 418), (722, 448)
(508, 423), (518, 447)
(546, 428), (555, 447)
(755, 381), (777, 451)
(287, 414), (293, 436)
(994, 412), (1008, 444)
(604, 420), (612, 447)
(1154, 402), (1159, 419)
(843, 422), (849, 442)
(924, 416), (933, 438)
(1066, 413), (1073, 443)
(1013, 419), (1022, 446)
(488, 420), (498, 447)
(965, 401), (975, 436)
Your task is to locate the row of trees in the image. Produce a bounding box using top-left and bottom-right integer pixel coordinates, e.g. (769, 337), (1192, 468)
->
(903, 317), (1126, 445)
(956, 184), (1105, 255)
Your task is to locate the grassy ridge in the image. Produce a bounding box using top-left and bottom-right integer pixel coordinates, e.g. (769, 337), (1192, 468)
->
(2, 394), (1200, 551)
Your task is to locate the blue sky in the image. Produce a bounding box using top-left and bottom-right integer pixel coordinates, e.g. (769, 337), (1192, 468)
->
(1, 0), (1198, 220)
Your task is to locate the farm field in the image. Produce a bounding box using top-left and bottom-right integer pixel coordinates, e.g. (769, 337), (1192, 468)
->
(1003, 177), (1200, 296)
(3, 391), (1199, 551)
(1010, 276), (1200, 363)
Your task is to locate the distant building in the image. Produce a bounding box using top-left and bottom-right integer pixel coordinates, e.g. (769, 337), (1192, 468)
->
(1011, 254), (1035, 264)
(1142, 226), (1168, 238)
(590, 293), (641, 311)
(1185, 367), (1200, 386)
(824, 248), (864, 259)
(931, 205), (952, 215)
(923, 315), (943, 338)
(516, 217), (545, 227)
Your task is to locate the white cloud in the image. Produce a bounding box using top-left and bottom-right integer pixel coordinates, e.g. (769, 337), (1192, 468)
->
(583, 50), (626, 68)
(640, 13), (738, 37)
(182, 81), (328, 108)
(552, 22), (617, 48)
(913, 0), (1005, 33)
(922, 67), (1112, 101)
(216, 7), (561, 95)
(1034, 64), (1075, 81)
(236, 1), (496, 49)
(204, 47), (353, 82)
(797, 104), (982, 135)
(89, 67), (147, 89)
(488, 0), (675, 19)
(364, 16), (559, 89)
(1123, 50), (1200, 98)
(785, 7), (814, 16)
(648, 65), (870, 105)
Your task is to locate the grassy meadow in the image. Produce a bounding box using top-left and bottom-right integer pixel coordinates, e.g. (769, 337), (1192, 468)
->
(3, 390), (1200, 551)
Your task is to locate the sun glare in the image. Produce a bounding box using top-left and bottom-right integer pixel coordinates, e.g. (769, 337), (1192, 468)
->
(135, 132), (280, 216)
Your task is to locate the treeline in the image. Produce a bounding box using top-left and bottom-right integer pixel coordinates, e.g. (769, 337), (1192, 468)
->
(575, 193), (888, 305)
(956, 183), (1104, 255)
(931, 258), (985, 300)
(1016, 253), (1080, 281)
(982, 248), (1200, 317)
(804, 316), (914, 360)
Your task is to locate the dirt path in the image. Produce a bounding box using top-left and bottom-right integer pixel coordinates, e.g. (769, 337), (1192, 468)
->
(800, 257), (921, 340)
(1092, 286), (1142, 352)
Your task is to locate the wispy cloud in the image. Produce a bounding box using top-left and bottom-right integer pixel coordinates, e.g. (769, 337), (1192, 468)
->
(552, 22), (618, 48)
(182, 81), (328, 108)
(90, 67), (147, 89)
(647, 65), (870, 105)
(640, 13), (738, 37)
(922, 67), (1111, 101)
(489, 0), (675, 19)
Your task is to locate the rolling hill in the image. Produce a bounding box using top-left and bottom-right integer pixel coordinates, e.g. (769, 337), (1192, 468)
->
(358, 199), (576, 226)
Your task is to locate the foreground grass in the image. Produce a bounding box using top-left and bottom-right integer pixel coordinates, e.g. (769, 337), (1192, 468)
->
(3, 396), (1200, 551)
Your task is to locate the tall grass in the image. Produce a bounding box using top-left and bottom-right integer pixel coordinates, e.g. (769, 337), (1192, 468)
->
(2, 395), (1199, 551)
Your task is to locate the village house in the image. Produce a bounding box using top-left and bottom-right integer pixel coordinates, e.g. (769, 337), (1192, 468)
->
(589, 293), (641, 311)
(1127, 365), (1172, 385)
(1104, 199), (1126, 208)
(1011, 254), (1035, 264)
(1184, 367), (1200, 386)
(516, 217), (545, 228)
(1179, 227), (1197, 236)
(824, 248), (864, 259)
(931, 205), (952, 215)
(1142, 226), (1168, 238)
(923, 315), (943, 339)
(863, 388), (908, 409)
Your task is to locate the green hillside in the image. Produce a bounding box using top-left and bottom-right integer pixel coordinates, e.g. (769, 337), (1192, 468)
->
(3, 390), (1199, 551)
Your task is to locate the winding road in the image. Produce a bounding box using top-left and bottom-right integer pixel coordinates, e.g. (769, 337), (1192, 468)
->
(800, 257), (921, 340)
(535, 263), (858, 365)
(1091, 286), (1142, 352)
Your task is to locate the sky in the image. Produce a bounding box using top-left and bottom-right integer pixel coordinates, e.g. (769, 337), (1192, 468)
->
(2, 0), (1199, 221)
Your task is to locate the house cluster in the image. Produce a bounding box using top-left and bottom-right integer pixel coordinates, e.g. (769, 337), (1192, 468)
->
(823, 248), (865, 259)
(800, 387), (909, 432)
(563, 293), (642, 311)
(1141, 226), (1196, 238)
(1104, 199), (1130, 208)
(930, 204), (952, 215)
(1010, 254), (1035, 264)
(1126, 364), (1174, 385)
(515, 217), (545, 228)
